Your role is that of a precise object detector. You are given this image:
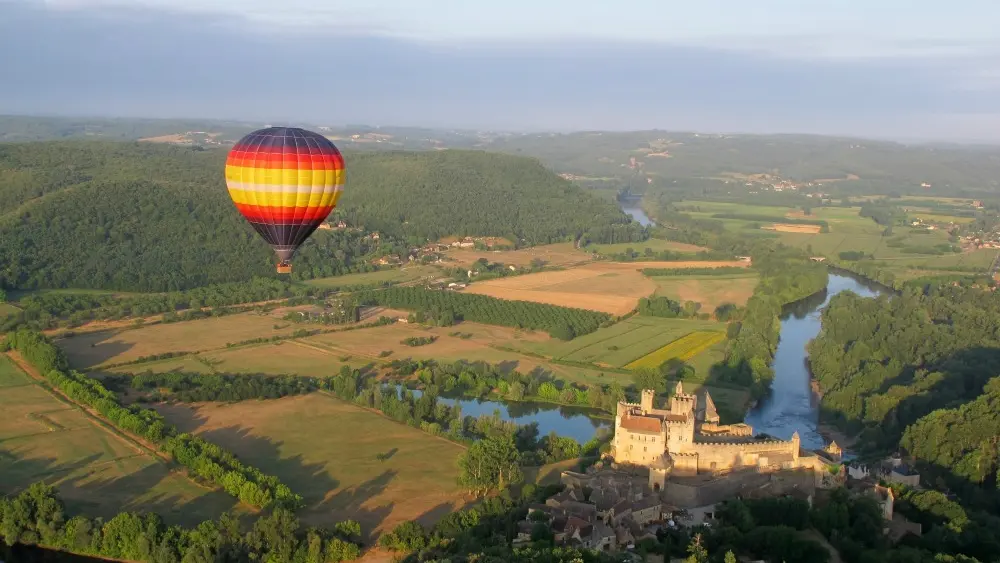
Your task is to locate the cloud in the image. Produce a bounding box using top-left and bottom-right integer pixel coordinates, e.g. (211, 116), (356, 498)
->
(2, 1), (999, 141)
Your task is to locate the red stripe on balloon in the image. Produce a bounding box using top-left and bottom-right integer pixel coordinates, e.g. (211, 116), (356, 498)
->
(225, 152), (345, 170)
(234, 203), (336, 223)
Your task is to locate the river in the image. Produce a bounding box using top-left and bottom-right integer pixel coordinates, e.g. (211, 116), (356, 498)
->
(403, 387), (612, 444)
(617, 200), (887, 452)
(744, 273), (886, 451)
(621, 203), (654, 227)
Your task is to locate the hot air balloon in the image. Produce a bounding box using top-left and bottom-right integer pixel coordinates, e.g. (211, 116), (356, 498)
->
(224, 127), (345, 273)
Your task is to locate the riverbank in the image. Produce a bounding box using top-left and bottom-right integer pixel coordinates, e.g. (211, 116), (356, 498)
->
(745, 273), (885, 451)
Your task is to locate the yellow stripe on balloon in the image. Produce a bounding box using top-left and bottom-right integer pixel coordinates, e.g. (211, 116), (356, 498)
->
(227, 187), (342, 208)
(224, 165), (345, 188)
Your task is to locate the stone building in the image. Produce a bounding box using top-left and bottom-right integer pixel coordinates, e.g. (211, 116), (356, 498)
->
(613, 384), (836, 490)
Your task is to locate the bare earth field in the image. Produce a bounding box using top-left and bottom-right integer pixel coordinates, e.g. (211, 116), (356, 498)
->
(0, 354), (238, 525)
(138, 134), (187, 143)
(444, 242), (590, 268)
(653, 274), (759, 311)
(586, 239), (711, 255)
(57, 313), (329, 369)
(764, 223), (823, 234)
(153, 395), (471, 539)
(461, 261), (748, 315)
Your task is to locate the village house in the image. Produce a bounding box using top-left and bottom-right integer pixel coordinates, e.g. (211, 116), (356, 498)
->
(521, 470), (672, 552)
(846, 454), (921, 488)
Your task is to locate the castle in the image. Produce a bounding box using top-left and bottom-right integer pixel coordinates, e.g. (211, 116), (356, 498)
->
(613, 383), (838, 490)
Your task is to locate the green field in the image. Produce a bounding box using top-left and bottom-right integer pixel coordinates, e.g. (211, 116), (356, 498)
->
(303, 265), (441, 289)
(910, 212), (976, 224)
(153, 394), (470, 539)
(652, 273), (758, 311)
(0, 355), (239, 526)
(584, 238), (707, 256)
(506, 316), (727, 368)
(624, 331), (727, 369)
(0, 303), (21, 318)
(671, 199), (997, 276)
(674, 201), (794, 216)
(0, 354), (31, 386)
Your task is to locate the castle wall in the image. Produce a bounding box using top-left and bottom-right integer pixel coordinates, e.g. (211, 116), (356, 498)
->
(663, 470), (816, 509)
(685, 439), (799, 473)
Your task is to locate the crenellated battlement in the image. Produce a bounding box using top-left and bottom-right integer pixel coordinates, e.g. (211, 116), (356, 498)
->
(616, 387), (820, 478)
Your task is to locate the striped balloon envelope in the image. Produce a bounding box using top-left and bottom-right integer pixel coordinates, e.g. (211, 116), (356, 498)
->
(224, 127), (345, 273)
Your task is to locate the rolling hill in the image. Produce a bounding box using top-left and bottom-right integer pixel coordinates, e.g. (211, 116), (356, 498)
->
(0, 141), (631, 292)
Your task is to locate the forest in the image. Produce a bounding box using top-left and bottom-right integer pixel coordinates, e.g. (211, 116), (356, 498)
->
(808, 283), (1000, 511)
(354, 287), (611, 339)
(0, 141), (633, 292)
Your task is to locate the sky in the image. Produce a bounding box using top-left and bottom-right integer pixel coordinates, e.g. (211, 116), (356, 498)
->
(3, 0), (1000, 142)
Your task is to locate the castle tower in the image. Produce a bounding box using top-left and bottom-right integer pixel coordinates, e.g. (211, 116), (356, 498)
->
(648, 455), (671, 493)
(670, 382), (696, 417)
(700, 391), (720, 424)
(640, 389), (655, 414)
(791, 431), (801, 461)
(824, 441), (843, 462)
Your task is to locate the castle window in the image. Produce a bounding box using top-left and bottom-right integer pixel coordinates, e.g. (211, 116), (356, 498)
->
(644, 447), (647, 452)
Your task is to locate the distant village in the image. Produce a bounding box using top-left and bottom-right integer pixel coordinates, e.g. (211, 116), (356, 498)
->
(316, 219), (530, 287)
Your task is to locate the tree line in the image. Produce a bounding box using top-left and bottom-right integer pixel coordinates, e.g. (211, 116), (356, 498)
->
(387, 357), (625, 416)
(118, 371), (320, 403)
(1, 277), (315, 331)
(354, 286), (611, 339)
(325, 364), (605, 471)
(3, 329), (302, 511)
(637, 295), (708, 319)
(641, 266), (749, 276)
(601, 248), (734, 262)
(0, 482), (363, 562)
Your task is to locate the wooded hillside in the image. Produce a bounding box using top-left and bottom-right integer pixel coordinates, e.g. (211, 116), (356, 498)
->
(0, 141), (630, 292)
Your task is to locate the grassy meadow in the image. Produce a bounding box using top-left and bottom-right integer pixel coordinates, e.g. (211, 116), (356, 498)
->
(624, 331), (727, 370)
(585, 238), (709, 255)
(651, 273), (759, 311)
(152, 394), (470, 539)
(58, 312), (330, 369)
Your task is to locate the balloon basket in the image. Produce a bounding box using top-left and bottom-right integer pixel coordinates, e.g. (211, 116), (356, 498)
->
(276, 263), (292, 274)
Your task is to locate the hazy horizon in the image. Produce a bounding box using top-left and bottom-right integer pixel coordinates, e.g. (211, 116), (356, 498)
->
(3, 0), (1000, 143)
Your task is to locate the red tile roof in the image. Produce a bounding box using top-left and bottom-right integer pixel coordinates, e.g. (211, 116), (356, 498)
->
(621, 415), (662, 433)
